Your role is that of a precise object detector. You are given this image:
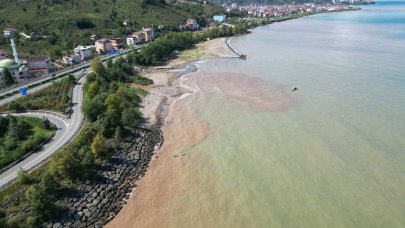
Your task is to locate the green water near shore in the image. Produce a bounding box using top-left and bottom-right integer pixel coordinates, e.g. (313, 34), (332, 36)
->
(155, 2), (405, 227)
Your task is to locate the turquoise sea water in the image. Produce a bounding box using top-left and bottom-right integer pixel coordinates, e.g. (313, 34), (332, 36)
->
(151, 2), (405, 227)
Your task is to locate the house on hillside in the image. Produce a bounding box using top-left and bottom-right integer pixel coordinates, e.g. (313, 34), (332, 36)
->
(0, 50), (7, 60)
(62, 55), (81, 65)
(185, 18), (200, 30)
(123, 20), (131, 26)
(90, 34), (98, 41)
(95, 38), (113, 53)
(0, 59), (29, 83)
(127, 31), (147, 46)
(3, 28), (17, 37)
(142, 28), (155, 42)
(74, 45), (94, 61)
(27, 56), (53, 77)
(110, 38), (123, 50)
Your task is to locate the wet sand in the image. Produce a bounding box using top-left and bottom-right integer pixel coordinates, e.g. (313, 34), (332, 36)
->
(138, 38), (238, 128)
(106, 101), (210, 228)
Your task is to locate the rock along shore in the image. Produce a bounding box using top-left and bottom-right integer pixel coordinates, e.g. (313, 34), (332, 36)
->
(42, 125), (163, 228)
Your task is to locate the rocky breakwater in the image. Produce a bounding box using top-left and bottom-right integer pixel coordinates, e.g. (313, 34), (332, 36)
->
(42, 126), (163, 228)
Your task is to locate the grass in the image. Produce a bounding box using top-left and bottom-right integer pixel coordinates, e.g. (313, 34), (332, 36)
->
(0, 116), (56, 171)
(179, 43), (207, 60)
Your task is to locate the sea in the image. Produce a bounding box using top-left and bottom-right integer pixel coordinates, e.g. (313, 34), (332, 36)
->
(112, 1), (405, 227)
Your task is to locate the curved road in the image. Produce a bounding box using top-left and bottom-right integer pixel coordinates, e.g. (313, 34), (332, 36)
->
(0, 76), (86, 189)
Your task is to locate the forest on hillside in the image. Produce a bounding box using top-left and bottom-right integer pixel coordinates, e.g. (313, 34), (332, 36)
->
(0, 0), (223, 57)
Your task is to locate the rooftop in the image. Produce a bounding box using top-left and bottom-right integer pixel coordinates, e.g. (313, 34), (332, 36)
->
(26, 56), (50, 62)
(96, 38), (111, 43)
(0, 59), (18, 68)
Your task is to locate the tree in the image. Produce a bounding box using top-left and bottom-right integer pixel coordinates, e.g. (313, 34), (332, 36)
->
(113, 127), (123, 150)
(48, 149), (80, 180)
(81, 96), (106, 122)
(39, 171), (58, 195)
(90, 57), (106, 77)
(2, 68), (14, 86)
(17, 168), (30, 184)
(0, 116), (9, 135)
(4, 118), (26, 149)
(87, 82), (101, 98)
(105, 93), (122, 116)
(91, 134), (108, 159)
(121, 107), (140, 129)
(25, 183), (56, 220)
(7, 101), (22, 112)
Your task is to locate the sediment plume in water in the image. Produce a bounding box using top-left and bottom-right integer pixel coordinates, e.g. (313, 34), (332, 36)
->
(107, 68), (297, 227)
(192, 72), (297, 112)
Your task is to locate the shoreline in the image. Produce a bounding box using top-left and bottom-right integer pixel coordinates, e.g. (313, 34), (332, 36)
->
(138, 37), (239, 128)
(106, 8), (360, 226)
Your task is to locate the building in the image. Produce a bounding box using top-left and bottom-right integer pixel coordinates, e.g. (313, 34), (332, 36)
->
(123, 20), (131, 26)
(126, 36), (136, 46)
(142, 28), (155, 42)
(90, 34), (98, 41)
(95, 38), (113, 53)
(26, 56), (53, 77)
(0, 59), (29, 83)
(213, 14), (227, 22)
(185, 19), (200, 30)
(3, 28), (17, 37)
(0, 50), (7, 60)
(110, 38), (123, 50)
(126, 31), (146, 46)
(74, 45), (94, 61)
(62, 55), (81, 65)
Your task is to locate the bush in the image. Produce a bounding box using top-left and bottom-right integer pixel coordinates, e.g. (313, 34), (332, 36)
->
(17, 168), (30, 185)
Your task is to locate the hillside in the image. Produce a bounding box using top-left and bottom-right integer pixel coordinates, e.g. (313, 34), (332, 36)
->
(0, 0), (223, 58)
(215, 0), (332, 4)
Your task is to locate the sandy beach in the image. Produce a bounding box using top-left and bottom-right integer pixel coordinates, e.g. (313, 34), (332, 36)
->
(106, 38), (238, 227)
(137, 38), (238, 128)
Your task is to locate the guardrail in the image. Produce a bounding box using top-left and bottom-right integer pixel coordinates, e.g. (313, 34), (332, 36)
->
(0, 110), (70, 124)
(25, 110), (70, 124)
(0, 110), (82, 190)
(0, 122), (57, 175)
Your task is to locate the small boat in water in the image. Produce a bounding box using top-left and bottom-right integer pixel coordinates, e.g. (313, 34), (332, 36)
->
(291, 87), (298, 91)
(239, 54), (247, 60)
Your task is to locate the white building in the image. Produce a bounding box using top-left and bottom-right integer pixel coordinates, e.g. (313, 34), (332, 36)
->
(62, 55), (81, 65)
(0, 59), (29, 83)
(126, 36), (136, 46)
(3, 28), (17, 37)
(74, 45), (94, 61)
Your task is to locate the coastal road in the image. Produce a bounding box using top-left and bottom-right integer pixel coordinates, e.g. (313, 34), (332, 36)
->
(0, 45), (143, 189)
(0, 47), (143, 98)
(0, 75), (86, 189)
(0, 69), (86, 107)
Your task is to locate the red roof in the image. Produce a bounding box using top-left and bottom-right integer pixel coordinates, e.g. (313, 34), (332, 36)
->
(29, 68), (48, 72)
